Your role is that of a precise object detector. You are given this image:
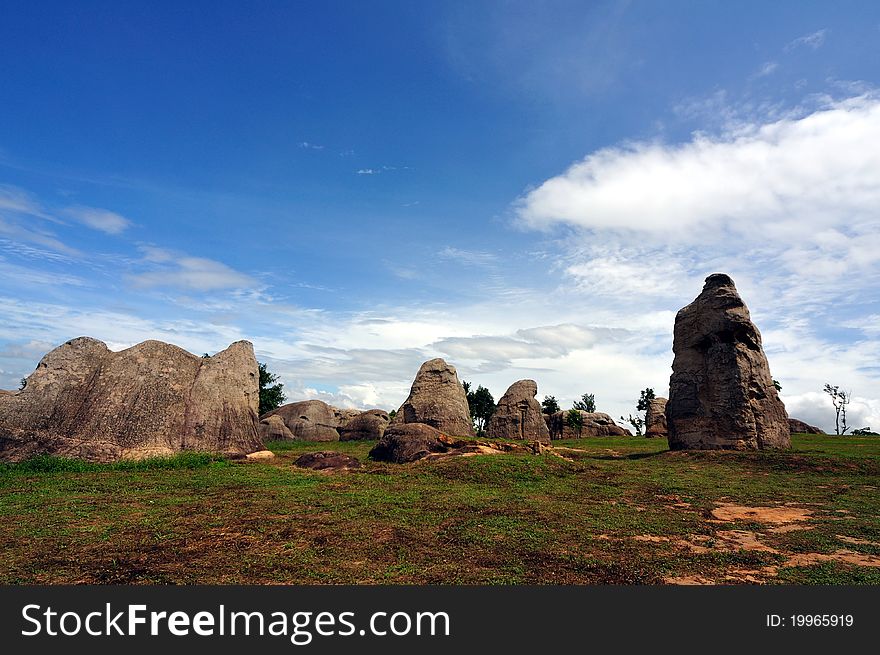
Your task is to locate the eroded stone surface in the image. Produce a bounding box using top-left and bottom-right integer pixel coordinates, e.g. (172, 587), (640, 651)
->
(667, 274), (790, 450)
(0, 337), (261, 462)
(390, 358), (475, 437)
(486, 379), (550, 443)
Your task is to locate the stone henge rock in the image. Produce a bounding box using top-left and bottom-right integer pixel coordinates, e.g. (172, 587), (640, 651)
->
(486, 379), (550, 442)
(644, 397), (668, 438)
(545, 411), (631, 439)
(339, 409), (390, 441)
(390, 358), (475, 437)
(0, 337), (262, 462)
(667, 274), (790, 450)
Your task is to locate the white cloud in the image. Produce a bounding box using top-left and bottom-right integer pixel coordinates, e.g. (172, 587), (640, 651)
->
(516, 94), (880, 242)
(129, 247), (257, 291)
(753, 61), (779, 78)
(65, 206), (132, 234)
(785, 29), (828, 52)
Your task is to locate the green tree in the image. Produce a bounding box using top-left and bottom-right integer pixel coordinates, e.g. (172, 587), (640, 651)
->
(566, 409), (584, 437)
(573, 393), (596, 413)
(19, 378), (27, 391)
(541, 395), (560, 415)
(620, 413), (644, 436)
(636, 388), (656, 413)
(773, 379), (782, 392)
(468, 385), (495, 436)
(258, 362), (285, 415)
(388, 409), (397, 421)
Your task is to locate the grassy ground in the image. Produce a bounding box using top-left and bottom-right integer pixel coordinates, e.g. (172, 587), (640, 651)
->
(0, 434), (878, 584)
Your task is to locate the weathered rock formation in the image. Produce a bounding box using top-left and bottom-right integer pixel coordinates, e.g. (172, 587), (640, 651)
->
(667, 274), (790, 450)
(260, 402), (390, 442)
(486, 379), (551, 443)
(788, 418), (825, 435)
(339, 409), (390, 441)
(0, 337), (262, 462)
(369, 423), (451, 463)
(260, 400), (345, 442)
(391, 358), (475, 437)
(545, 411), (631, 439)
(644, 397), (668, 438)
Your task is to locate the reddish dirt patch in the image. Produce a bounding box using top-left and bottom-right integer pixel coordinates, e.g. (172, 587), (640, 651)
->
(786, 551), (880, 567)
(711, 503), (812, 524)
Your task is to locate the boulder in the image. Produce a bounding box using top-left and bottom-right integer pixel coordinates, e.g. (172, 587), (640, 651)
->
(391, 358), (475, 437)
(369, 423), (452, 463)
(788, 418), (825, 435)
(667, 274), (790, 451)
(294, 451), (361, 471)
(486, 379), (551, 443)
(644, 397), (668, 438)
(0, 337), (262, 462)
(339, 409), (390, 441)
(260, 400), (344, 442)
(545, 411), (631, 439)
(259, 414), (294, 441)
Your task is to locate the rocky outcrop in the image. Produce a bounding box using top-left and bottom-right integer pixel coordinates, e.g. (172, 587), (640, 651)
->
(260, 402), (390, 442)
(545, 411), (631, 439)
(644, 397), (668, 438)
(486, 379), (550, 443)
(260, 400), (344, 442)
(339, 409), (390, 441)
(667, 274), (790, 451)
(788, 418), (825, 435)
(0, 337), (262, 462)
(391, 358), (475, 437)
(369, 423), (451, 463)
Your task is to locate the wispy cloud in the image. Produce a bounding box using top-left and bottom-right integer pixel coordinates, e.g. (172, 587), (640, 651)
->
(65, 206), (132, 235)
(129, 246), (258, 292)
(298, 141), (325, 150)
(785, 28), (829, 52)
(752, 61), (779, 79)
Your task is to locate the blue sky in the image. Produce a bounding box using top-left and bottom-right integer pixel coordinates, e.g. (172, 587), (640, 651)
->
(1, 1), (879, 432)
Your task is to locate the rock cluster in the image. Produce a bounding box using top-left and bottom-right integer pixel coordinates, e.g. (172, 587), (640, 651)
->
(545, 411), (631, 440)
(667, 274), (790, 451)
(0, 337), (262, 462)
(390, 358), (475, 437)
(644, 397), (668, 438)
(486, 379), (550, 442)
(259, 401), (390, 442)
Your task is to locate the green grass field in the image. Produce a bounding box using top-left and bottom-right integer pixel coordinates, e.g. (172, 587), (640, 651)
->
(1, 434), (878, 584)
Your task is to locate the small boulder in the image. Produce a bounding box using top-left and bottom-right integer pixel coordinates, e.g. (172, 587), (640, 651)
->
(294, 451), (361, 471)
(487, 379), (551, 443)
(369, 423), (452, 463)
(644, 397), (668, 438)
(339, 409), (391, 441)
